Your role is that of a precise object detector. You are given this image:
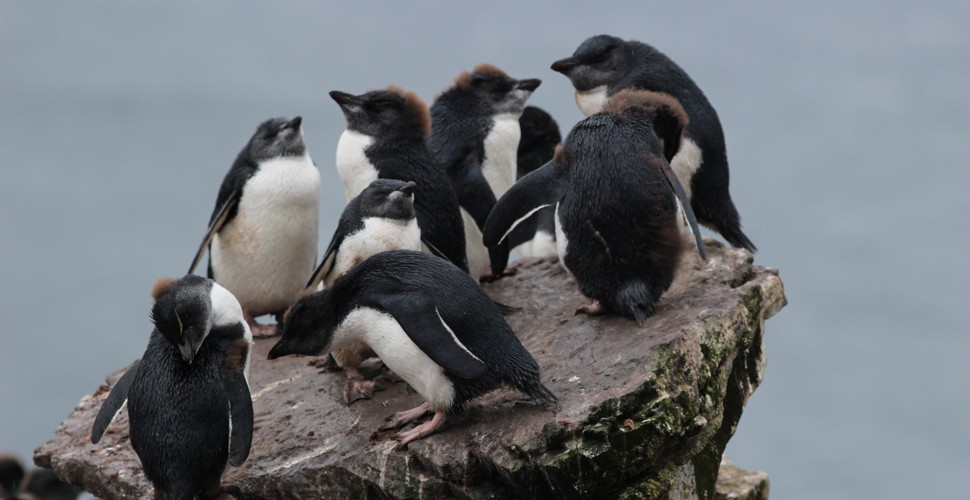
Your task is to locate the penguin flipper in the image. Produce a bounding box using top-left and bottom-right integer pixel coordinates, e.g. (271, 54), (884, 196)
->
(653, 157), (707, 260)
(223, 340), (254, 467)
(452, 159), (511, 276)
(91, 359), (141, 444)
(187, 194), (238, 275)
(368, 292), (487, 379)
(484, 159), (567, 248)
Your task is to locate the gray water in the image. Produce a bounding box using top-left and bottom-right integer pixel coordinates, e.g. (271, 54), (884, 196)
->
(1, 1), (967, 498)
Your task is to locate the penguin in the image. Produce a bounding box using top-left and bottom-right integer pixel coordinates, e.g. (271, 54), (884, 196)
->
(329, 86), (468, 273)
(268, 250), (556, 445)
(19, 468), (82, 500)
(551, 35), (757, 252)
(305, 178), (421, 403)
(484, 89), (706, 325)
(508, 105), (561, 258)
(0, 454), (24, 498)
(187, 116), (320, 337)
(427, 64), (541, 279)
(91, 275), (254, 500)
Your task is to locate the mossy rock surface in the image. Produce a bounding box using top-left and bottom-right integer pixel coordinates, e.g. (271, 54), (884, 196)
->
(36, 242), (786, 499)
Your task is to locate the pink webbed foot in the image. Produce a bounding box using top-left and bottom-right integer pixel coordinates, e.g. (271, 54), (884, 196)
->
(344, 367), (382, 404)
(575, 299), (606, 317)
(379, 402), (431, 431)
(396, 411), (448, 445)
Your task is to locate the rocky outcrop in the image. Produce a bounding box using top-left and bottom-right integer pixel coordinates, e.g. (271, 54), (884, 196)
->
(35, 241), (786, 499)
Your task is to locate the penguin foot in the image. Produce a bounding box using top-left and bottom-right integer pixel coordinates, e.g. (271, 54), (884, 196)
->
(380, 402), (431, 431)
(479, 267), (518, 283)
(308, 353), (341, 372)
(245, 313), (279, 338)
(575, 300), (605, 316)
(376, 366), (402, 384)
(344, 378), (382, 404)
(396, 411), (448, 445)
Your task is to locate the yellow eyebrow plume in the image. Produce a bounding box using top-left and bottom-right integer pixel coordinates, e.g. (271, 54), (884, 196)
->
(175, 309), (184, 336)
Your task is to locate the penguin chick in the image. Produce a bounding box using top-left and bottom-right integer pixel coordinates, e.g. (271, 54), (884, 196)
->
(188, 116), (320, 337)
(484, 90), (706, 325)
(269, 250), (556, 445)
(19, 468), (82, 500)
(428, 64), (541, 279)
(91, 276), (254, 500)
(306, 178), (421, 403)
(509, 105), (562, 258)
(552, 35), (756, 252)
(329, 86), (468, 273)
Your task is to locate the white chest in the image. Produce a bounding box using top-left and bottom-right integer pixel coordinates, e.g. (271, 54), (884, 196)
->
(669, 137), (703, 199)
(326, 217), (422, 287)
(335, 129), (378, 201)
(575, 85), (609, 116)
(333, 308), (456, 411)
(481, 114), (520, 199)
(554, 202), (572, 275)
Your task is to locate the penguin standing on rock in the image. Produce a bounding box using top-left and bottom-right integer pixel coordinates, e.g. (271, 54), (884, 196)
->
(428, 64), (542, 279)
(91, 275), (254, 500)
(484, 90), (706, 325)
(188, 116), (320, 337)
(269, 250), (557, 445)
(305, 178), (422, 403)
(329, 86), (468, 273)
(509, 105), (562, 258)
(551, 35), (757, 252)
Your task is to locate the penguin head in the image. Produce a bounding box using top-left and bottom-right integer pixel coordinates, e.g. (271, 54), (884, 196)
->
(150, 275), (216, 364)
(551, 35), (630, 91)
(329, 86), (431, 139)
(268, 291), (336, 360)
(245, 116), (306, 161)
(455, 64), (541, 116)
(358, 179), (417, 221)
(602, 89), (689, 162)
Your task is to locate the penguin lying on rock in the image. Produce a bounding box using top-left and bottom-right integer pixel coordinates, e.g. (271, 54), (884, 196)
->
(268, 250), (556, 445)
(329, 86), (468, 273)
(552, 35), (756, 252)
(306, 178), (422, 403)
(188, 116), (320, 337)
(428, 64), (541, 279)
(91, 275), (254, 500)
(484, 89), (706, 325)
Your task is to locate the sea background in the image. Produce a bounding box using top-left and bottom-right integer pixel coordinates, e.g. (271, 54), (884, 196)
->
(1, 1), (967, 498)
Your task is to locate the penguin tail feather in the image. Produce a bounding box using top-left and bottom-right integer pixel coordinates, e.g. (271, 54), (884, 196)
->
(616, 281), (656, 326)
(721, 224), (757, 253)
(527, 380), (558, 406)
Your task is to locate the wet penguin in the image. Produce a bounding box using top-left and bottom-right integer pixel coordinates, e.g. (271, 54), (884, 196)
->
(330, 86), (468, 273)
(269, 250), (556, 444)
(187, 116), (320, 337)
(484, 90), (706, 325)
(509, 105), (561, 258)
(305, 178), (421, 403)
(551, 35), (756, 252)
(428, 64), (541, 278)
(91, 276), (254, 500)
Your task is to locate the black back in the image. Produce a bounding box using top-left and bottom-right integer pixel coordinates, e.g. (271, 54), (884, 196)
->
(509, 106), (561, 247)
(558, 110), (684, 323)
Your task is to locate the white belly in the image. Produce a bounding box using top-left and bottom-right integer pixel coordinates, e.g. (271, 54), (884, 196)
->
(325, 217), (422, 287)
(575, 85), (609, 116)
(512, 229), (557, 259)
(212, 155), (320, 316)
(481, 114), (520, 199)
(335, 129), (378, 201)
(669, 137), (703, 199)
(460, 208), (489, 278)
(333, 308), (456, 412)
(554, 203), (572, 276)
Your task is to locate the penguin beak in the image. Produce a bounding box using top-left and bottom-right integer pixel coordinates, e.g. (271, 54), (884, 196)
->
(267, 340), (288, 360)
(551, 57), (579, 74)
(397, 181), (417, 197)
(178, 342), (195, 365)
(283, 116), (302, 130)
(329, 90), (362, 109)
(516, 79), (542, 92)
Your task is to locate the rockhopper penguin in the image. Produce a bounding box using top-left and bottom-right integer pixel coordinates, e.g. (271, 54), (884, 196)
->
(268, 250), (556, 445)
(428, 64), (541, 278)
(484, 89), (706, 325)
(91, 275), (254, 500)
(306, 178), (421, 403)
(187, 116), (320, 337)
(330, 86), (468, 273)
(552, 35), (756, 252)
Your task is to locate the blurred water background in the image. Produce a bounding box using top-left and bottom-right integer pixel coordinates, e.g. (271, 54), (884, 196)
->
(1, 1), (968, 498)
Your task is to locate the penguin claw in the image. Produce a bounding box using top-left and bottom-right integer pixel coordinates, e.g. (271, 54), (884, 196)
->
(396, 411), (448, 445)
(344, 378), (382, 405)
(380, 403), (432, 430)
(575, 300), (606, 316)
(479, 267), (518, 283)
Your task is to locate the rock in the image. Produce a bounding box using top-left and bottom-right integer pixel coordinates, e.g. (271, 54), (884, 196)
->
(715, 457), (769, 500)
(35, 241), (786, 499)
